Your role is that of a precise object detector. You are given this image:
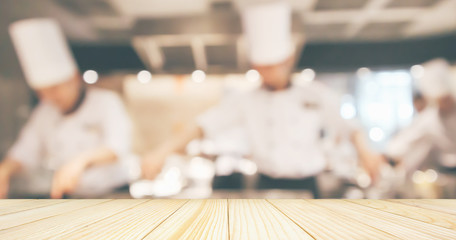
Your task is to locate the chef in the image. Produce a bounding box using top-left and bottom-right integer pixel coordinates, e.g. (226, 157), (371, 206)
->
(386, 58), (456, 172)
(142, 1), (381, 197)
(0, 18), (135, 198)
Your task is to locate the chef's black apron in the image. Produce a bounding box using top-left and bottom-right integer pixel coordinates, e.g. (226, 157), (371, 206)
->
(257, 174), (320, 199)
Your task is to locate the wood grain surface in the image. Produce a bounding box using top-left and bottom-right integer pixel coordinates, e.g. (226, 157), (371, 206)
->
(0, 199), (455, 239)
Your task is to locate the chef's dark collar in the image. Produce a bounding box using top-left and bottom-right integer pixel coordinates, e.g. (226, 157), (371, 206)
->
(63, 86), (87, 115)
(262, 79), (292, 92)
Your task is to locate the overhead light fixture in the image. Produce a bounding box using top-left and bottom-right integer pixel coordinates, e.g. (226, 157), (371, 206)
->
(83, 70), (98, 84)
(356, 67), (371, 78)
(410, 64), (424, 79)
(137, 70), (152, 84)
(301, 68), (315, 82)
(245, 69), (261, 82)
(369, 127), (385, 142)
(340, 103), (356, 119)
(192, 70), (206, 83)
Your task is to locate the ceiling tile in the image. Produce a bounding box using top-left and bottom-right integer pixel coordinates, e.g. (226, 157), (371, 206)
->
(109, 0), (208, 18)
(304, 23), (349, 41)
(56, 0), (118, 16)
(356, 21), (411, 40)
(314, 0), (368, 11)
(387, 0), (442, 8)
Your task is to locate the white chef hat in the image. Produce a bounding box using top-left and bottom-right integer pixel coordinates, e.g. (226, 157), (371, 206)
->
(417, 58), (452, 99)
(9, 18), (77, 89)
(242, 1), (294, 66)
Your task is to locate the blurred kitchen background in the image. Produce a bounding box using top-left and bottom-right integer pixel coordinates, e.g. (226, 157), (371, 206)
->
(1, 0), (456, 199)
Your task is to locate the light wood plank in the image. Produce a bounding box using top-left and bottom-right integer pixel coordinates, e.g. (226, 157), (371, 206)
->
(0, 199), (148, 239)
(229, 199), (313, 240)
(0, 199), (455, 239)
(0, 199), (67, 216)
(389, 199), (456, 215)
(0, 200), (35, 213)
(54, 199), (187, 239)
(349, 199), (456, 230)
(144, 199), (229, 240)
(310, 199), (456, 240)
(0, 199), (33, 207)
(0, 200), (34, 212)
(0, 199), (109, 230)
(269, 199), (398, 239)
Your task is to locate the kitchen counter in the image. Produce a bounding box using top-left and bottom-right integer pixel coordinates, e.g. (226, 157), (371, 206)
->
(1, 199), (456, 239)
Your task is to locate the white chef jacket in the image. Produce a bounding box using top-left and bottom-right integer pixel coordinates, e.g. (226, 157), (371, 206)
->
(8, 87), (134, 196)
(386, 106), (456, 172)
(197, 82), (355, 179)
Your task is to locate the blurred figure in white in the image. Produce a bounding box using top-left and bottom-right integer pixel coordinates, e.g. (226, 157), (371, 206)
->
(0, 18), (136, 198)
(142, 1), (382, 198)
(386, 58), (456, 173)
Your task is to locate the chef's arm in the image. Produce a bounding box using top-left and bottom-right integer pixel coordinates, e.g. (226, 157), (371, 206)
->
(50, 147), (121, 199)
(73, 147), (119, 169)
(350, 130), (385, 181)
(319, 88), (384, 180)
(0, 158), (22, 176)
(141, 93), (243, 180)
(0, 158), (22, 198)
(383, 124), (433, 174)
(142, 123), (204, 180)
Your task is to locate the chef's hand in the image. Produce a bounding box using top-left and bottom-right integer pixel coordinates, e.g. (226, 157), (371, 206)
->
(142, 124), (203, 180)
(51, 160), (86, 199)
(141, 151), (166, 180)
(0, 159), (21, 199)
(0, 174), (10, 199)
(362, 153), (386, 183)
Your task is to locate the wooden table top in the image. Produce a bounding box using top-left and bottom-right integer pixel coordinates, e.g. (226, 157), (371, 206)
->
(1, 199), (456, 239)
